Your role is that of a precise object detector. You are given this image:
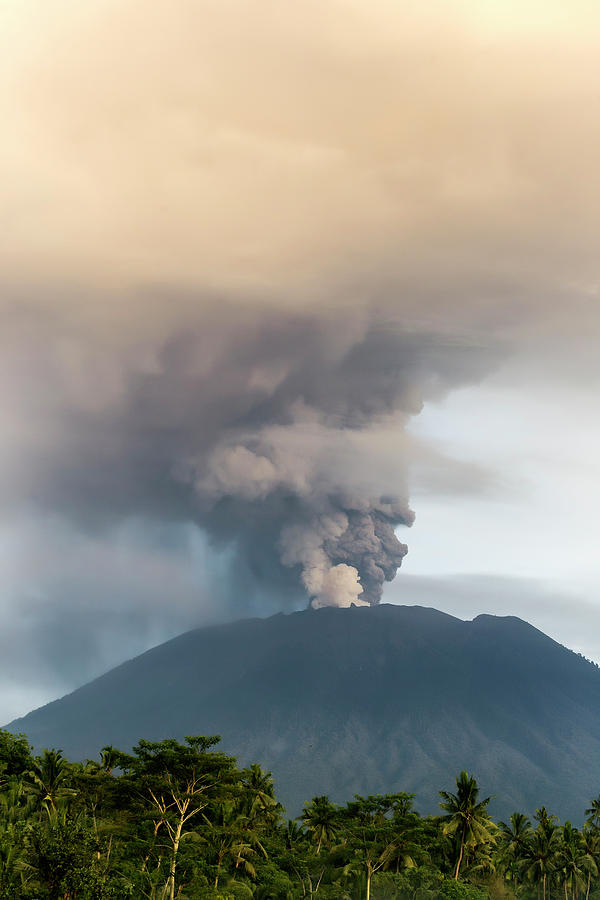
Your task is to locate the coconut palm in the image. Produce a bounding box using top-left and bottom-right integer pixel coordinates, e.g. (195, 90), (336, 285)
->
(586, 795), (600, 830)
(284, 818), (307, 850)
(301, 796), (340, 855)
(534, 807), (558, 828)
(498, 812), (533, 885)
(559, 822), (587, 900)
(521, 819), (562, 900)
(439, 771), (496, 880)
(201, 798), (267, 889)
(579, 825), (600, 900)
(240, 763), (282, 826)
(27, 749), (76, 819)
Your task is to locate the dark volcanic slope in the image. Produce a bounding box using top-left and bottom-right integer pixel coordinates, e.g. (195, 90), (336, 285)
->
(7, 605), (600, 822)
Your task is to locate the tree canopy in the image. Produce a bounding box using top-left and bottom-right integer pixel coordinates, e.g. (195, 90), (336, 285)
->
(1, 729), (600, 900)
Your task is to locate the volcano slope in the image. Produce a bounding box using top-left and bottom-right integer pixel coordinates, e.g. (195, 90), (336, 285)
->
(7, 604), (600, 822)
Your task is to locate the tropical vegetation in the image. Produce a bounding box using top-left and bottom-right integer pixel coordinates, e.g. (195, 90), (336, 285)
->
(2, 728), (600, 900)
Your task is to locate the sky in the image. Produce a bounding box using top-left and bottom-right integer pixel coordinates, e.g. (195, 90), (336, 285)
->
(1, 0), (600, 724)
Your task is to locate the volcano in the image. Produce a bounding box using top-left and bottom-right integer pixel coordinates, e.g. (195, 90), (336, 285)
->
(7, 604), (600, 822)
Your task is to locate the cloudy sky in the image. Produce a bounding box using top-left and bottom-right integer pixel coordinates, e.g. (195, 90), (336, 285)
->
(2, 0), (600, 724)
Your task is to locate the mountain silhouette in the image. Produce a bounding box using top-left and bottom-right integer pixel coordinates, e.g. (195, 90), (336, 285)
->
(7, 604), (600, 822)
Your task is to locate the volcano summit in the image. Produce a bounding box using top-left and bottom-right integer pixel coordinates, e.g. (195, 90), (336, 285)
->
(7, 604), (600, 823)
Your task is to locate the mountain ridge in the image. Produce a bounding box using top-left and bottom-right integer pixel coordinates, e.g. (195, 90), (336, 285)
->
(7, 604), (600, 822)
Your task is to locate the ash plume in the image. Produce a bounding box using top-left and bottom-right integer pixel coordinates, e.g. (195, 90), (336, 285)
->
(1, 303), (491, 610)
(280, 506), (411, 608)
(3, 0), (600, 634)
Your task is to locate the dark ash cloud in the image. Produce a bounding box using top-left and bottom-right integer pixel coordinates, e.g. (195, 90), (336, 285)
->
(2, 304), (496, 609)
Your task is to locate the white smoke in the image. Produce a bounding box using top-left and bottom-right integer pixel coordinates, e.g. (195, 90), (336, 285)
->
(311, 565), (366, 609)
(187, 407), (415, 607)
(279, 513), (367, 608)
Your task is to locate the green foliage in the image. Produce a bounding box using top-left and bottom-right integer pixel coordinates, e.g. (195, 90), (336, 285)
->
(25, 818), (119, 899)
(2, 737), (600, 900)
(0, 731), (33, 779)
(300, 796), (340, 855)
(440, 771), (497, 880)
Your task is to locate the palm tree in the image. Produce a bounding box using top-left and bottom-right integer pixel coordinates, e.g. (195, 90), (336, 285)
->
(284, 818), (307, 850)
(439, 771), (496, 880)
(586, 795), (600, 830)
(521, 819), (561, 900)
(580, 825), (600, 900)
(498, 812), (533, 886)
(535, 807), (559, 829)
(240, 764), (281, 826)
(27, 749), (76, 818)
(204, 801), (262, 889)
(301, 796), (339, 855)
(559, 822), (587, 900)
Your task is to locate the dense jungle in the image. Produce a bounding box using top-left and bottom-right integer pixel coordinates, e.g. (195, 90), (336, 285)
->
(2, 730), (600, 900)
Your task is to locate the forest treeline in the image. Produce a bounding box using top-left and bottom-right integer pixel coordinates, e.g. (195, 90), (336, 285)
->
(2, 730), (600, 900)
